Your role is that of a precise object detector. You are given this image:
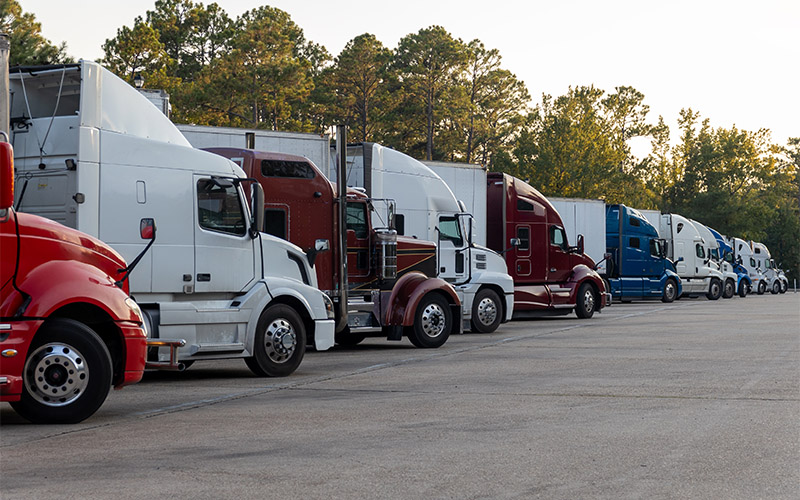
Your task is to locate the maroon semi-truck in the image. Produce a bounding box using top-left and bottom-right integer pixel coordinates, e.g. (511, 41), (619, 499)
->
(486, 172), (610, 318)
(203, 146), (461, 348)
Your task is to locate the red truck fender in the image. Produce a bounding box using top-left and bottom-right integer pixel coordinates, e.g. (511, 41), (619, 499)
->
(385, 271), (461, 331)
(567, 264), (607, 306)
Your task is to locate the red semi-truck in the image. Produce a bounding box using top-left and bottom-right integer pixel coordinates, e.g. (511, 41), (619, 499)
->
(0, 139), (148, 424)
(486, 172), (610, 318)
(204, 144), (461, 348)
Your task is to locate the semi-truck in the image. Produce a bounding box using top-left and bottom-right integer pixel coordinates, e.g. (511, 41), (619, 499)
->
(9, 61), (335, 376)
(604, 204), (681, 302)
(751, 242), (788, 294)
(1, 136), (148, 423)
(707, 227), (750, 297)
(203, 144), (461, 346)
(730, 237), (767, 294)
(657, 214), (724, 299)
(690, 219), (738, 299)
(485, 172), (610, 318)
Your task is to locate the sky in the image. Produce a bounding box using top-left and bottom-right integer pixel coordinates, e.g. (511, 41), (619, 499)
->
(23, 0), (800, 151)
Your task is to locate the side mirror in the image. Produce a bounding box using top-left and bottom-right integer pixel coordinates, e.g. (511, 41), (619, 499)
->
(250, 182), (265, 237)
(576, 234), (585, 255)
(306, 238), (330, 268)
(0, 141), (14, 211)
(140, 218), (156, 240)
(509, 238), (520, 247)
(676, 257), (684, 263)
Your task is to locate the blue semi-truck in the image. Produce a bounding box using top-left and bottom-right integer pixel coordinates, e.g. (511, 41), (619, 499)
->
(604, 204), (682, 302)
(707, 227), (750, 297)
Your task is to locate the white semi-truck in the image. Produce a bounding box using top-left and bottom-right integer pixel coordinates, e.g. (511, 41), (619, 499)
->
(9, 61), (335, 376)
(690, 219), (738, 299)
(657, 213), (724, 299)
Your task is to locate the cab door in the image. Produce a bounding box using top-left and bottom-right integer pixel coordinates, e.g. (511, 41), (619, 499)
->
(438, 214), (468, 283)
(194, 176), (256, 294)
(346, 201), (371, 280)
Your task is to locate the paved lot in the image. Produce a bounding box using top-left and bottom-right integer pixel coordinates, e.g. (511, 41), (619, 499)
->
(2, 293), (799, 499)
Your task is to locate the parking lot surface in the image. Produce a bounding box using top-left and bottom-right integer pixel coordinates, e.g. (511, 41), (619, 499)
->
(2, 294), (799, 499)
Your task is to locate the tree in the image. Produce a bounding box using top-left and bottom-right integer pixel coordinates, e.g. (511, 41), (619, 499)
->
(100, 17), (179, 91)
(1, 0), (71, 65)
(392, 26), (466, 160)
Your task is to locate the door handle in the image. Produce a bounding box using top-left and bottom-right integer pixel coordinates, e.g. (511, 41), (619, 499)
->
(197, 273), (211, 282)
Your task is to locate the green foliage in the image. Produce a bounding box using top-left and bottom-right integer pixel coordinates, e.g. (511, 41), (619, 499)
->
(1, 0), (72, 65)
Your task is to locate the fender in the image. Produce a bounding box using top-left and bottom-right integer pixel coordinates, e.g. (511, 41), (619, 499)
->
(4, 259), (141, 323)
(661, 269), (683, 297)
(566, 264), (606, 307)
(385, 271), (460, 327)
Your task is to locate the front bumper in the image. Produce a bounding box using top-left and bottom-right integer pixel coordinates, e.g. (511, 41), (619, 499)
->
(313, 319), (335, 351)
(0, 320), (43, 402)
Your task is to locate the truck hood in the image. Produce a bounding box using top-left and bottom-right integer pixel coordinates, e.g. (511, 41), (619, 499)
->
(15, 211), (128, 286)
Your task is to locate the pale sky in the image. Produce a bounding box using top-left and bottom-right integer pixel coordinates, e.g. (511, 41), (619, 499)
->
(24, 0), (800, 150)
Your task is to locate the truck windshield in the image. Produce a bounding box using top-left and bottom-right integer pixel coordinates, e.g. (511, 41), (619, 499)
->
(649, 239), (662, 258)
(439, 216), (464, 247)
(197, 179), (246, 236)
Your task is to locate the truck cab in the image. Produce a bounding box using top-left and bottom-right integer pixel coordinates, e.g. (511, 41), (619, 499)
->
(342, 143), (514, 332)
(752, 242), (788, 294)
(1, 138), (148, 424)
(486, 173), (610, 318)
(690, 220), (738, 299)
(202, 147), (461, 348)
(9, 61), (335, 377)
(707, 227), (750, 297)
(658, 214), (723, 299)
(730, 237), (767, 294)
(604, 204), (681, 302)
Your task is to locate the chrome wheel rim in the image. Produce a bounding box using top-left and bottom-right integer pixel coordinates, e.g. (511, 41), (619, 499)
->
(264, 318), (297, 364)
(23, 342), (89, 407)
(665, 282), (675, 300)
(583, 289), (595, 313)
(476, 297), (498, 326)
(421, 303), (446, 338)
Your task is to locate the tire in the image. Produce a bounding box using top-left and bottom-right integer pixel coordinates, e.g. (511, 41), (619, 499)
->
(780, 281), (787, 294)
(661, 278), (677, 303)
(575, 282), (596, 319)
(771, 281), (780, 294)
(706, 278), (722, 300)
(757, 281), (766, 295)
(407, 294), (451, 348)
(245, 304), (306, 377)
(723, 279), (735, 299)
(11, 318), (113, 424)
(738, 281), (748, 298)
(470, 288), (502, 333)
(335, 327), (366, 347)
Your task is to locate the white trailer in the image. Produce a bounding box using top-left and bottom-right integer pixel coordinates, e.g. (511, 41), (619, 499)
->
(178, 124), (332, 179)
(423, 161), (488, 247)
(549, 197), (607, 274)
(10, 62), (335, 375)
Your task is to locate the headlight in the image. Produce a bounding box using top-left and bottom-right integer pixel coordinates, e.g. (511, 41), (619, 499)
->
(323, 294), (335, 319)
(124, 297), (143, 321)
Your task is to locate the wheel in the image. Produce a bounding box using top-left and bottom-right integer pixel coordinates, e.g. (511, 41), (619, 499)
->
(575, 282), (596, 319)
(738, 281), (748, 298)
(245, 304), (306, 377)
(780, 281), (787, 293)
(771, 281), (780, 294)
(706, 278), (722, 300)
(407, 294), (451, 348)
(661, 278), (677, 303)
(11, 318), (113, 424)
(757, 281), (766, 295)
(723, 279), (735, 299)
(470, 288), (502, 333)
(334, 327), (366, 347)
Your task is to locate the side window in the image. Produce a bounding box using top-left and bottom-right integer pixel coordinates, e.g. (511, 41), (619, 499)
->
(395, 214), (405, 235)
(677, 222), (684, 233)
(550, 225), (567, 251)
(629, 237), (640, 249)
(346, 202), (370, 239)
(517, 227), (530, 251)
(649, 239), (660, 257)
(261, 159), (315, 179)
(629, 217), (640, 227)
(439, 216), (464, 247)
(264, 208), (286, 240)
(517, 199), (534, 211)
(750, 257), (756, 267)
(197, 179), (246, 236)
(695, 243), (705, 259)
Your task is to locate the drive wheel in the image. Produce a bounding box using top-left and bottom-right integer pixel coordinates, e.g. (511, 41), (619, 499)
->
(575, 283), (596, 319)
(470, 288), (502, 333)
(723, 279), (735, 299)
(738, 281), (748, 298)
(11, 319), (113, 424)
(757, 281), (766, 295)
(245, 304), (306, 377)
(408, 294), (451, 348)
(661, 278), (677, 303)
(706, 278), (722, 300)
(771, 281), (780, 294)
